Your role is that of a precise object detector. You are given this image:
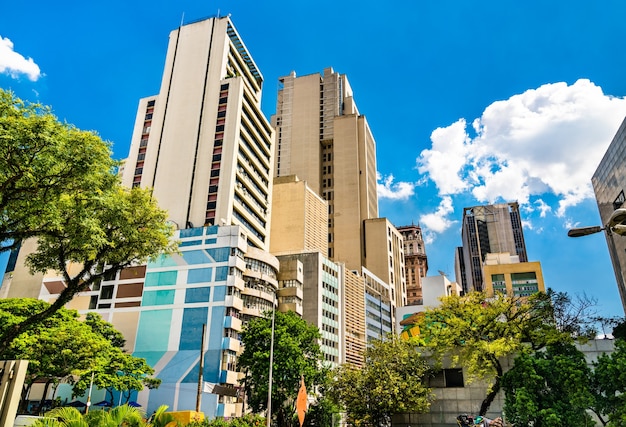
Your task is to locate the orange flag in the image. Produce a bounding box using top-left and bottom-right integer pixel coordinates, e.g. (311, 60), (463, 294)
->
(296, 376), (308, 427)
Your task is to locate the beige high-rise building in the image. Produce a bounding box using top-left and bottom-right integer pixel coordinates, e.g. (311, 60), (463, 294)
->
(270, 175), (328, 255)
(364, 218), (406, 309)
(121, 17), (274, 250)
(272, 67), (378, 269)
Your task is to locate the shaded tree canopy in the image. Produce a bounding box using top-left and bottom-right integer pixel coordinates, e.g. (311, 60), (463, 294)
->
(414, 291), (587, 415)
(238, 310), (327, 427)
(329, 334), (432, 426)
(501, 342), (595, 427)
(0, 89), (177, 353)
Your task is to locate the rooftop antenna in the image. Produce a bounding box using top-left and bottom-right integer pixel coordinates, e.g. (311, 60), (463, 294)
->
(180, 12), (185, 28)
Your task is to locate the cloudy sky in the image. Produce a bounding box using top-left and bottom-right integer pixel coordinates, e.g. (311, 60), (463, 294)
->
(2, 0), (626, 321)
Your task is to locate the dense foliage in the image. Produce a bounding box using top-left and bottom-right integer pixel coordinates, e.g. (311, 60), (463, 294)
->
(592, 338), (626, 426)
(501, 342), (595, 427)
(0, 300), (159, 411)
(238, 310), (328, 427)
(329, 335), (432, 426)
(414, 291), (581, 415)
(0, 89), (177, 353)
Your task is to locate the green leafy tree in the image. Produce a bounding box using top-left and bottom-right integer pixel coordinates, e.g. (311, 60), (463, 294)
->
(592, 338), (626, 426)
(69, 313), (160, 405)
(0, 299), (111, 411)
(328, 335), (432, 426)
(0, 301), (160, 411)
(0, 89), (177, 354)
(415, 291), (577, 415)
(72, 348), (160, 406)
(501, 342), (595, 427)
(238, 310), (327, 427)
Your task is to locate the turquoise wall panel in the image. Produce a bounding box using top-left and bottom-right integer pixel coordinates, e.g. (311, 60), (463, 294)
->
(142, 290), (176, 306)
(144, 271), (177, 287)
(136, 310), (172, 351)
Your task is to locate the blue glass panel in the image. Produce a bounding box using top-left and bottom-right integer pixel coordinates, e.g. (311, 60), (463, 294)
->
(142, 290), (175, 306)
(215, 266), (229, 281)
(144, 271), (177, 287)
(208, 306), (226, 350)
(179, 307), (208, 350)
(182, 250), (211, 265)
(180, 240), (202, 247)
(213, 286), (226, 302)
(206, 247), (230, 262)
(136, 310), (172, 351)
(205, 225), (218, 236)
(147, 254), (178, 268)
(204, 238), (217, 245)
(185, 287), (211, 303)
(188, 268), (213, 284)
(180, 227), (204, 238)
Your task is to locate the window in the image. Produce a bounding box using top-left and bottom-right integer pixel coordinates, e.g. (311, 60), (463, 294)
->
(100, 285), (114, 300)
(429, 368), (464, 388)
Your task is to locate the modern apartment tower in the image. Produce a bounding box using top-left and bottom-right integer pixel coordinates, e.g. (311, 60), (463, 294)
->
(121, 16), (274, 251)
(456, 202), (528, 293)
(271, 67), (378, 270)
(397, 225), (429, 305)
(592, 116), (626, 313)
(95, 16), (278, 417)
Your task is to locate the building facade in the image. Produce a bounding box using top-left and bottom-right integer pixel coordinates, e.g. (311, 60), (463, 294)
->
(121, 16), (274, 251)
(482, 252), (545, 297)
(398, 225), (429, 305)
(456, 202), (528, 293)
(592, 116), (626, 313)
(271, 67), (378, 269)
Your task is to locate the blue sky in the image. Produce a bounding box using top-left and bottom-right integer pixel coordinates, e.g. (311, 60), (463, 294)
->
(2, 1), (626, 322)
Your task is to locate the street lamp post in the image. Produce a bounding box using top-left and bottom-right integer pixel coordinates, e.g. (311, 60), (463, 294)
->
(568, 208), (626, 313)
(266, 293), (276, 427)
(568, 208), (626, 238)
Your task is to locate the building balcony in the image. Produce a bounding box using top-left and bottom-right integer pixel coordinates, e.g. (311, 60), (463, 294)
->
(225, 295), (243, 310)
(222, 337), (241, 353)
(220, 369), (239, 385)
(224, 315), (242, 331)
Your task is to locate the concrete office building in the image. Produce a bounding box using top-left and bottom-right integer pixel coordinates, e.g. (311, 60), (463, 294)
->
(363, 218), (406, 311)
(275, 252), (341, 366)
(270, 68), (404, 354)
(271, 67), (380, 270)
(397, 224), (429, 305)
(456, 202), (528, 293)
(592, 116), (626, 313)
(7, 16), (280, 418)
(269, 175), (328, 256)
(482, 252), (545, 297)
(121, 16), (274, 251)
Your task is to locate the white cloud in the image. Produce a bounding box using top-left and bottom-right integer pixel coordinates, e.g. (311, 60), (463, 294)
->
(419, 196), (456, 235)
(377, 173), (415, 200)
(418, 80), (626, 223)
(0, 36), (41, 81)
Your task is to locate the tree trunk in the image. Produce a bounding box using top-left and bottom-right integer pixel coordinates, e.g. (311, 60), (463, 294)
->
(479, 358), (503, 416)
(36, 379), (53, 414)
